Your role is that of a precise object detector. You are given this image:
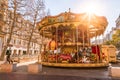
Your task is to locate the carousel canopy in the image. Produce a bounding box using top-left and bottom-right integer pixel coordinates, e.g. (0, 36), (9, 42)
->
(37, 11), (108, 38)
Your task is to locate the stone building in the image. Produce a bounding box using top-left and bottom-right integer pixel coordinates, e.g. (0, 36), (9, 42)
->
(116, 15), (120, 29)
(103, 14), (120, 42)
(0, 0), (46, 57)
(4, 12), (41, 56)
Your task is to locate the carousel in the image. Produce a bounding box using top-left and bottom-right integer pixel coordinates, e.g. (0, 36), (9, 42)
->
(37, 9), (108, 67)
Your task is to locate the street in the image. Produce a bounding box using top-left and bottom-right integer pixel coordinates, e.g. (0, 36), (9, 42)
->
(0, 61), (120, 80)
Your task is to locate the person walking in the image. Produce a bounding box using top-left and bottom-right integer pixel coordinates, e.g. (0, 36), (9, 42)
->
(6, 48), (13, 64)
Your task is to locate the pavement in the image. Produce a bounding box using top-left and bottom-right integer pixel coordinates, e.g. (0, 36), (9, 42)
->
(0, 61), (5, 65)
(0, 61), (120, 80)
(16, 60), (37, 67)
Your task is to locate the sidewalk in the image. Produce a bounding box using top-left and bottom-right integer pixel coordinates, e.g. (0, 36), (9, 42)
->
(0, 61), (5, 65)
(15, 60), (38, 72)
(0, 65), (120, 80)
(0, 61), (5, 70)
(16, 60), (37, 67)
(0, 62), (120, 80)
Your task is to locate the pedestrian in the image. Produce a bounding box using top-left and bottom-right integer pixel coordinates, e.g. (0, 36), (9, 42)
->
(6, 48), (13, 64)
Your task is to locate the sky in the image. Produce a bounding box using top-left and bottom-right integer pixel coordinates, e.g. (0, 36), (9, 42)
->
(44, 0), (120, 35)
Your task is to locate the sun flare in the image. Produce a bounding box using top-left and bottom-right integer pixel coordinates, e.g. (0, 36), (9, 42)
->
(85, 5), (95, 14)
(83, 3), (100, 15)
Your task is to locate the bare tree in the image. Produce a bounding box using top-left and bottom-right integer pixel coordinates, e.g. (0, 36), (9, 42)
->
(0, 0), (8, 33)
(24, 0), (45, 55)
(0, 0), (27, 60)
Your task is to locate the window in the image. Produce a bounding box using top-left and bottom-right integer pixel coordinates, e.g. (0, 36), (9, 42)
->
(0, 14), (3, 21)
(19, 40), (21, 45)
(14, 39), (16, 44)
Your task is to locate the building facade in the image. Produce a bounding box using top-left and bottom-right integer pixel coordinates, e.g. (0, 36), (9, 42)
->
(104, 14), (120, 42)
(4, 12), (41, 56)
(0, 0), (45, 57)
(116, 15), (120, 29)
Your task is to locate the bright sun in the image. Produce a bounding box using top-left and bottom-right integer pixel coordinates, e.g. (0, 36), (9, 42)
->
(84, 3), (99, 15)
(85, 5), (96, 14)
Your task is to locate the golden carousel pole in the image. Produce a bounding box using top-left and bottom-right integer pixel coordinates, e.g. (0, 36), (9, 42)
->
(88, 30), (90, 46)
(95, 30), (99, 63)
(56, 26), (58, 63)
(87, 25), (90, 47)
(82, 29), (85, 48)
(42, 29), (45, 62)
(87, 14), (92, 47)
(41, 30), (43, 62)
(76, 25), (79, 63)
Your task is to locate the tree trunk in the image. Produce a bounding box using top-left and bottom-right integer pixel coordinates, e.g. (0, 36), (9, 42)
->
(26, 10), (37, 56)
(26, 31), (33, 55)
(0, 46), (7, 60)
(0, 25), (15, 60)
(0, 26), (14, 60)
(0, 0), (17, 61)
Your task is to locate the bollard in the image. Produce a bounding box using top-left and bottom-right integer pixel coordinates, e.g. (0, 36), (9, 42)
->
(108, 63), (112, 76)
(28, 64), (42, 73)
(12, 63), (17, 72)
(0, 64), (17, 72)
(111, 67), (120, 77)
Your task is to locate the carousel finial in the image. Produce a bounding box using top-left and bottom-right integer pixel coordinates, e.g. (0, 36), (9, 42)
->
(69, 8), (71, 13)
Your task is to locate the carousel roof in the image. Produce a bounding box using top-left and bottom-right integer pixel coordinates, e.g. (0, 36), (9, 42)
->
(37, 11), (108, 38)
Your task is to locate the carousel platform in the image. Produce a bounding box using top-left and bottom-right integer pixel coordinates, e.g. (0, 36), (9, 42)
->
(40, 62), (109, 68)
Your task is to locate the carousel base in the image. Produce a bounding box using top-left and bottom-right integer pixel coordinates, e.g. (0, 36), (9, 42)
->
(40, 62), (109, 68)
